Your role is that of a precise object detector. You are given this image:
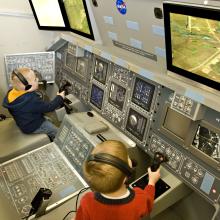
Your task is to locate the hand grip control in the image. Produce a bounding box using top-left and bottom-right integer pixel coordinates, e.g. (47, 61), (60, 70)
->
(151, 152), (168, 172)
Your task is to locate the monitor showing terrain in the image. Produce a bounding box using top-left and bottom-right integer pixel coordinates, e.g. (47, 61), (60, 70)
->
(192, 124), (220, 162)
(164, 3), (220, 91)
(62, 0), (94, 39)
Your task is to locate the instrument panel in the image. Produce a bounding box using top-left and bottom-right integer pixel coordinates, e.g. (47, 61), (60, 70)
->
(89, 83), (105, 110)
(55, 42), (93, 104)
(0, 144), (86, 218)
(93, 56), (110, 85)
(5, 51), (55, 84)
(52, 39), (220, 205)
(131, 77), (155, 112)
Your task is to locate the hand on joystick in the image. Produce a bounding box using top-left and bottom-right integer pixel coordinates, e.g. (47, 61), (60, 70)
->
(151, 152), (168, 172)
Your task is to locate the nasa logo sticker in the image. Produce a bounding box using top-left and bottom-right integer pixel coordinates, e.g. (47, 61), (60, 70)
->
(116, 0), (127, 15)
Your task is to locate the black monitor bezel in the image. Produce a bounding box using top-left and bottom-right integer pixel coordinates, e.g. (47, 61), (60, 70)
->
(59, 0), (95, 40)
(64, 51), (76, 71)
(93, 57), (109, 85)
(90, 84), (104, 110)
(28, 0), (68, 30)
(189, 121), (220, 170)
(125, 107), (148, 142)
(131, 76), (155, 112)
(75, 57), (88, 81)
(159, 103), (198, 147)
(108, 81), (126, 112)
(163, 2), (220, 91)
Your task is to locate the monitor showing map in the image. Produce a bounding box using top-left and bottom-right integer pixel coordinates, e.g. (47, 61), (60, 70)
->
(189, 121), (220, 169)
(163, 2), (220, 91)
(61, 0), (94, 40)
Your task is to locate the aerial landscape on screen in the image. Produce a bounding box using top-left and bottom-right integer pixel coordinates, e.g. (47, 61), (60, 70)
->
(64, 0), (90, 34)
(171, 13), (220, 83)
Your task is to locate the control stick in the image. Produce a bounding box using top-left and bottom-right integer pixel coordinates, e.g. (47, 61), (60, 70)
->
(151, 152), (168, 172)
(59, 81), (73, 114)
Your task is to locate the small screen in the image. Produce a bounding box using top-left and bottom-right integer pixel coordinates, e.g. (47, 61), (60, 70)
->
(126, 108), (147, 141)
(75, 58), (87, 78)
(90, 84), (104, 110)
(29, 0), (66, 27)
(93, 58), (108, 85)
(192, 125), (220, 162)
(132, 77), (155, 111)
(108, 82), (126, 111)
(200, 172), (215, 195)
(65, 52), (75, 69)
(63, 0), (93, 39)
(163, 107), (192, 140)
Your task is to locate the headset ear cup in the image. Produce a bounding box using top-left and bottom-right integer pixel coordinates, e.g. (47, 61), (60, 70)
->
(125, 168), (136, 185)
(13, 69), (32, 90)
(25, 84), (32, 90)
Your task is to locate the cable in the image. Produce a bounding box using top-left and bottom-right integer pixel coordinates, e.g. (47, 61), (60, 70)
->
(21, 215), (29, 220)
(212, 203), (220, 220)
(62, 187), (90, 220)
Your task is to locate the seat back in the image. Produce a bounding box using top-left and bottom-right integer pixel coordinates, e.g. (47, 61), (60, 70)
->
(0, 118), (50, 163)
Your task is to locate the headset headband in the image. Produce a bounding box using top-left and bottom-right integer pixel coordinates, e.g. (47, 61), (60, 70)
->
(13, 69), (32, 90)
(87, 153), (133, 176)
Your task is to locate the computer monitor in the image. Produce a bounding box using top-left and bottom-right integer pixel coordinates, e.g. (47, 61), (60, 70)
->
(131, 77), (155, 112)
(75, 57), (88, 81)
(163, 2), (220, 91)
(190, 121), (220, 169)
(65, 51), (76, 71)
(29, 0), (67, 30)
(93, 57), (109, 85)
(159, 104), (198, 146)
(108, 82), (126, 111)
(90, 84), (104, 110)
(126, 108), (148, 142)
(60, 0), (94, 40)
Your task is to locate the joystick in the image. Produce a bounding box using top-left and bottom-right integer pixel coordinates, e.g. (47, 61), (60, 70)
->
(151, 152), (168, 172)
(59, 81), (73, 114)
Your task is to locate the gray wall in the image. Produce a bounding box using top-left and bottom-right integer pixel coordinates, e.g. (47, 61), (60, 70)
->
(0, 0), (61, 115)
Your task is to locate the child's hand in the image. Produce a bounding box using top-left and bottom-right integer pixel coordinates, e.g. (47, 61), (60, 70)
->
(57, 91), (65, 98)
(147, 167), (160, 186)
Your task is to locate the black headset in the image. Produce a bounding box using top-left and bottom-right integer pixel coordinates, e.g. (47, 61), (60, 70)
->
(12, 69), (32, 90)
(87, 153), (133, 177)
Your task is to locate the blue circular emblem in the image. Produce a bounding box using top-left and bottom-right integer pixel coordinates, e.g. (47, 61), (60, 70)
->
(116, 0), (127, 15)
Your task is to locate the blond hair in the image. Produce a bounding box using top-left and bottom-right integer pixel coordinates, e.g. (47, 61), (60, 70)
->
(83, 140), (129, 193)
(11, 67), (35, 90)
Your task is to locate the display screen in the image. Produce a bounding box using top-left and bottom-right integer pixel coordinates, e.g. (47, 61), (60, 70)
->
(90, 84), (104, 110)
(126, 108), (147, 141)
(200, 172), (215, 194)
(192, 125), (220, 162)
(108, 82), (126, 111)
(93, 58), (108, 85)
(75, 58), (87, 78)
(163, 107), (192, 140)
(164, 3), (220, 91)
(132, 77), (155, 111)
(29, 0), (66, 29)
(65, 52), (75, 70)
(62, 0), (94, 40)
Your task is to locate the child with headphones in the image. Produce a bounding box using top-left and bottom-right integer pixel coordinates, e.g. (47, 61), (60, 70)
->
(2, 67), (65, 141)
(74, 140), (160, 220)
